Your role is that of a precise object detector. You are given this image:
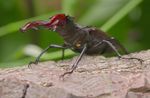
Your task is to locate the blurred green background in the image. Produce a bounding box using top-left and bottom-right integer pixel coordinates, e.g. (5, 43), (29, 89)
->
(0, 0), (149, 68)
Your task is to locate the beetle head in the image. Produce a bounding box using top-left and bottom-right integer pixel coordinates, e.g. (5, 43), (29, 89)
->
(20, 14), (71, 32)
(48, 14), (68, 30)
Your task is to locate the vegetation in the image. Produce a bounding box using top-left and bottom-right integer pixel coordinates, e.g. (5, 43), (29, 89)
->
(0, 0), (149, 68)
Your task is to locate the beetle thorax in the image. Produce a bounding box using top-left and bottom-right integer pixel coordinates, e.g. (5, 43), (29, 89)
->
(55, 20), (79, 43)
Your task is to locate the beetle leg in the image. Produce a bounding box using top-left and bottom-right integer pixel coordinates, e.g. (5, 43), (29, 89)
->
(60, 44), (87, 77)
(101, 40), (143, 64)
(109, 37), (129, 54)
(61, 48), (65, 60)
(28, 44), (68, 68)
(61, 43), (69, 60)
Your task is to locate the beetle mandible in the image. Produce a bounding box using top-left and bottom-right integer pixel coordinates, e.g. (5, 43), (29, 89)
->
(20, 14), (143, 77)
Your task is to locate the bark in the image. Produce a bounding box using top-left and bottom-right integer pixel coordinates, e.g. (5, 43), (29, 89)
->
(0, 50), (150, 98)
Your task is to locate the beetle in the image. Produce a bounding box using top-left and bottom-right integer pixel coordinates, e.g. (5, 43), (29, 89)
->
(20, 14), (143, 77)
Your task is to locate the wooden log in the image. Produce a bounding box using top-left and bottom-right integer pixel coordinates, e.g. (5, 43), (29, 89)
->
(0, 50), (150, 98)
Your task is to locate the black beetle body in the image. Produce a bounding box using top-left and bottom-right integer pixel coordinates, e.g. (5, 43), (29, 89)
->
(20, 14), (143, 77)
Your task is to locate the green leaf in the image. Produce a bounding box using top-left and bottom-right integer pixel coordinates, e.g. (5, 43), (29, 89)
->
(62, 0), (77, 16)
(0, 49), (75, 68)
(0, 0), (143, 67)
(0, 11), (60, 37)
(40, 49), (75, 60)
(0, 58), (32, 68)
(78, 0), (129, 25)
(101, 0), (143, 31)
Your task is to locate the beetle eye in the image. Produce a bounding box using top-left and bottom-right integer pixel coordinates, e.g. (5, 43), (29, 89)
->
(66, 16), (74, 21)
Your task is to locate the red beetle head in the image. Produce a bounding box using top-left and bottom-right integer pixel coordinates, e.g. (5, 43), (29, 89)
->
(20, 14), (69, 32)
(48, 14), (67, 30)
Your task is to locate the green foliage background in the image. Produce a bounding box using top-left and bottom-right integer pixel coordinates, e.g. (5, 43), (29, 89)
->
(0, 0), (149, 68)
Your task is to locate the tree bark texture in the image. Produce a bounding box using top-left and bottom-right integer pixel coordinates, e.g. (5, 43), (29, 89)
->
(0, 50), (150, 98)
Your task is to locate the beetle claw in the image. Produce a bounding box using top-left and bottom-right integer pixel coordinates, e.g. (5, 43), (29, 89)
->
(28, 61), (38, 69)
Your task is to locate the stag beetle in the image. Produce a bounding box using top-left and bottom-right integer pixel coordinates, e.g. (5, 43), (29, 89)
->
(20, 14), (143, 77)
